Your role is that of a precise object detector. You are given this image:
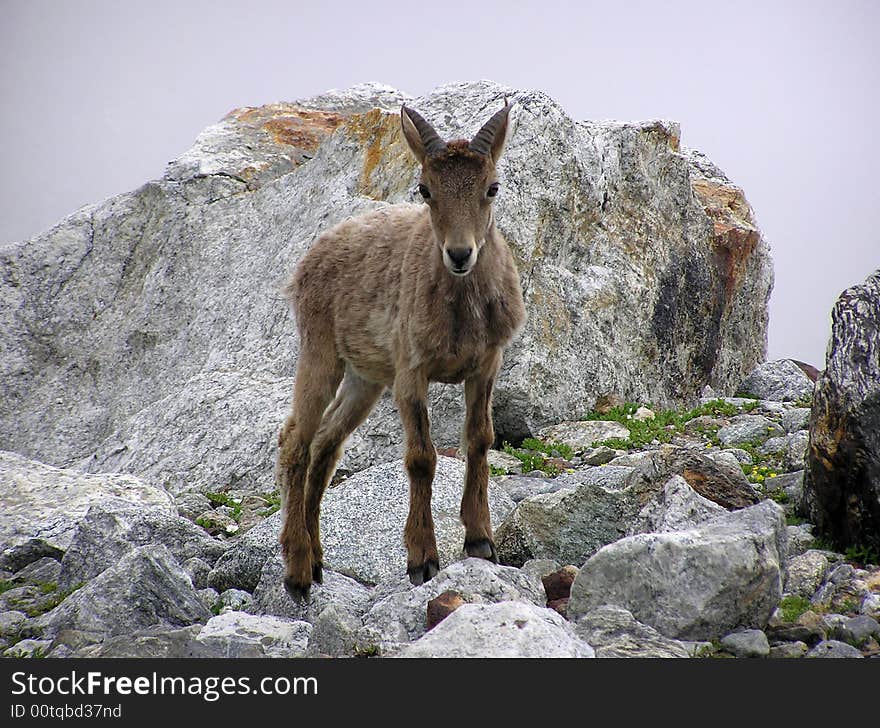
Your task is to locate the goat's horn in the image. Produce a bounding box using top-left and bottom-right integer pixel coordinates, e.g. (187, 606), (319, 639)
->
(402, 106), (447, 157)
(469, 101), (513, 157)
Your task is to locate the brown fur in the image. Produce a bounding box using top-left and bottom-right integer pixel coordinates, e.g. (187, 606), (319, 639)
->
(276, 103), (526, 598)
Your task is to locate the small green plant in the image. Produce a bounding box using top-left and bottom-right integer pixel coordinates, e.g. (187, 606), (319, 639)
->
(260, 490), (282, 517)
(502, 440), (568, 476)
(786, 515), (807, 526)
(778, 595), (812, 623)
(843, 543), (880, 566)
(354, 644), (381, 658)
(206, 491), (243, 522)
(0, 579), (15, 595)
(583, 398), (758, 451)
(489, 465), (507, 477)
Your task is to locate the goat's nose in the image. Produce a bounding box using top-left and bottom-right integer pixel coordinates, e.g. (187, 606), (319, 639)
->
(447, 247), (472, 266)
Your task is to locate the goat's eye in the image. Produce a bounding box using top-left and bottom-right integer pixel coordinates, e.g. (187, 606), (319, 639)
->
(418, 184), (431, 199)
(487, 182), (500, 198)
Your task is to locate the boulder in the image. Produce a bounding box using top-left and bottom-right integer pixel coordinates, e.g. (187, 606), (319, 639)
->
(537, 421), (630, 451)
(717, 415), (784, 447)
(194, 611), (311, 658)
(0, 451), (172, 553)
(57, 499), (227, 590)
(568, 500), (787, 640)
(627, 475), (725, 535)
(0, 81), (771, 497)
(495, 465), (656, 567)
(719, 628), (770, 657)
(250, 554), (372, 624)
(804, 270), (880, 554)
(806, 640), (864, 658)
(38, 544), (210, 638)
(736, 359), (815, 402)
(784, 550), (829, 598)
(574, 604), (692, 658)
(394, 601), (595, 658)
(361, 558), (545, 645)
(69, 625), (214, 658)
(609, 446), (758, 509)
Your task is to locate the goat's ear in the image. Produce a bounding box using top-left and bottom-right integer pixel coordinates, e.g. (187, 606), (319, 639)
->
(401, 106), (426, 164)
(470, 101), (513, 163)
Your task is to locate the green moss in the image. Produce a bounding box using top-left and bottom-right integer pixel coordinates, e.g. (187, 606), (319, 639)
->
(354, 644), (381, 658)
(778, 595), (812, 623)
(0, 579), (14, 595)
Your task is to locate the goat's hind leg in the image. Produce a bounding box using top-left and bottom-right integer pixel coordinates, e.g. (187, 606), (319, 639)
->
(277, 346), (342, 601)
(304, 368), (383, 584)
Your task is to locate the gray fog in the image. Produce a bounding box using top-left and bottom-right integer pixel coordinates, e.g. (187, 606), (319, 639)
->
(2, 0), (877, 368)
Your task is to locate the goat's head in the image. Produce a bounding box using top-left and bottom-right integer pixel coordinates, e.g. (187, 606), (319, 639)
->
(401, 102), (512, 277)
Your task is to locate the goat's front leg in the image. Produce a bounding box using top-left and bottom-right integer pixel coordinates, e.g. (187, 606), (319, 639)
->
(395, 370), (439, 585)
(461, 352), (501, 563)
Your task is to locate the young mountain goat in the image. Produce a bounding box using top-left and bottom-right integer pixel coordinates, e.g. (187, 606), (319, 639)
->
(276, 101), (526, 600)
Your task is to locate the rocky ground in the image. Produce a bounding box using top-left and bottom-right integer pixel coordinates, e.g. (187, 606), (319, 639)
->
(2, 358), (877, 659)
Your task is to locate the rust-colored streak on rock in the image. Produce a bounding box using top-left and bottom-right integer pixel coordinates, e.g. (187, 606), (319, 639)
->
(229, 104), (345, 156)
(692, 178), (760, 303)
(342, 108), (416, 200)
(426, 590), (465, 631)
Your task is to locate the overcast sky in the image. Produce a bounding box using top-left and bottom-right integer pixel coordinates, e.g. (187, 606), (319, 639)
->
(2, 0), (877, 368)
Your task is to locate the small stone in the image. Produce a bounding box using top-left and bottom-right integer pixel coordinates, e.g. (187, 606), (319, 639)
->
(542, 565), (579, 603)
(861, 593), (880, 618)
(839, 615), (880, 646)
(195, 510), (239, 537)
(182, 557), (212, 590)
(0, 539), (65, 574)
(487, 449), (523, 475)
(426, 590), (465, 631)
(12, 557), (62, 585)
(769, 641), (808, 658)
(174, 492), (212, 522)
(633, 407), (655, 421)
(720, 629), (770, 657)
(785, 550), (829, 598)
(4, 638), (53, 658)
(537, 420), (630, 452)
(781, 408), (811, 433)
(717, 415), (784, 447)
(218, 588), (252, 613)
(520, 559), (561, 582)
(766, 623), (825, 647)
(806, 639), (864, 658)
(580, 446), (622, 466)
(197, 588), (220, 614)
(785, 524), (815, 559)
(0, 611), (28, 640)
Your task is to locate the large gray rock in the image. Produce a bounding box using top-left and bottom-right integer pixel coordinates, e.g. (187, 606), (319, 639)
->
(70, 625), (216, 658)
(737, 359), (814, 402)
(537, 421), (630, 451)
(394, 601), (595, 658)
(361, 557), (545, 645)
(0, 81), (772, 497)
(717, 415), (784, 447)
(314, 456), (514, 585)
(38, 544), (210, 638)
(194, 611), (311, 658)
(494, 465), (657, 567)
(0, 451), (173, 553)
(211, 456), (513, 590)
(57, 499), (228, 590)
(804, 270), (880, 554)
(574, 604), (692, 658)
(609, 445), (759, 510)
(784, 550), (829, 598)
(250, 554), (373, 623)
(627, 475), (725, 535)
(568, 500), (787, 640)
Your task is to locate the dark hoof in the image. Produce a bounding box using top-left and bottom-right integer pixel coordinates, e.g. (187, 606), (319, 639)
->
(283, 575), (311, 603)
(312, 562), (324, 584)
(407, 559), (439, 586)
(465, 538), (498, 563)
